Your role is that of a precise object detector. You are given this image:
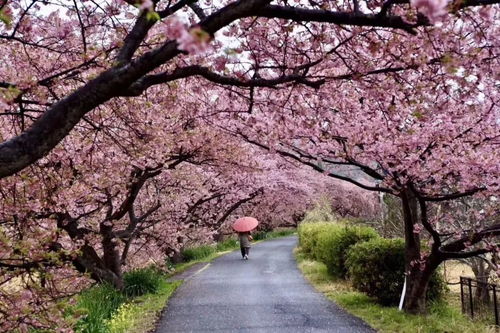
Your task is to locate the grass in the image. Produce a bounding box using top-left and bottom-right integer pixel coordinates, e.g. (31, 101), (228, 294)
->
(181, 245), (217, 261)
(123, 268), (163, 297)
(168, 244), (237, 278)
(215, 238), (239, 251)
(75, 283), (127, 333)
(252, 229), (296, 240)
(105, 280), (181, 333)
(295, 248), (498, 333)
(74, 268), (180, 333)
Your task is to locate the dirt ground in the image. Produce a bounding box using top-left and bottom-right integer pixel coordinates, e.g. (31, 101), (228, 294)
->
(442, 260), (475, 293)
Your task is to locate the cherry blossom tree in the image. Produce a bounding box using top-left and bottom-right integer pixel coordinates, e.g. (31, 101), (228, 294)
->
(2, 74), (382, 330)
(0, 0), (498, 324)
(0, 82), (275, 330)
(228, 31), (499, 312)
(0, 0), (498, 178)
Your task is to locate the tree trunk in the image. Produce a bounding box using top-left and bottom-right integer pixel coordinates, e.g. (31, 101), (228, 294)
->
(59, 216), (124, 289)
(73, 244), (124, 289)
(404, 255), (441, 313)
(471, 258), (491, 305)
(400, 187), (426, 313)
(101, 222), (124, 289)
(400, 188), (446, 313)
(213, 230), (224, 242)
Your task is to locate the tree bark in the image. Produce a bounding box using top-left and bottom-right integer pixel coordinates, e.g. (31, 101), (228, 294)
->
(471, 258), (491, 305)
(100, 222), (124, 289)
(73, 244), (124, 289)
(401, 187), (426, 313)
(404, 254), (441, 313)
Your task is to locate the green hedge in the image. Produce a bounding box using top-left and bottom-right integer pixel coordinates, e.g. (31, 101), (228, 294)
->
(346, 238), (446, 306)
(315, 225), (379, 278)
(298, 222), (337, 258)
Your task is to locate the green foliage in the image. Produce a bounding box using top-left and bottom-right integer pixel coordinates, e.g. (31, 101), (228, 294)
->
(123, 268), (163, 297)
(181, 245), (216, 261)
(296, 250), (486, 333)
(346, 238), (445, 306)
(426, 269), (447, 303)
(252, 229), (295, 240)
(0, 9), (12, 27)
(252, 231), (268, 240)
(106, 280), (181, 333)
(146, 11), (160, 22)
(316, 225), (379, 278)
(75, 283), (126, 333)
(335, 293), (487, 333)
(215, 238), (238, 251)
(74, 271), (180, 332)
(301, 199), (337, 223)
(268, 229), (296, 238)
(297, 222), (335, 256)
(180, 230), (295, 263)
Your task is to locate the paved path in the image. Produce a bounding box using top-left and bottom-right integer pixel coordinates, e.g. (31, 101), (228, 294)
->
(156, 236), (374, 333)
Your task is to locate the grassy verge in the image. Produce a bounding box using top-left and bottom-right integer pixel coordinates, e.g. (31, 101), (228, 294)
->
(168, 240), (239, 278)
(295, 249), (497, 333)
(105, 280), (181, 333)
(252, 229), (296, 241)
(74, 270), (181, 333)
(167, 250), (232, 278)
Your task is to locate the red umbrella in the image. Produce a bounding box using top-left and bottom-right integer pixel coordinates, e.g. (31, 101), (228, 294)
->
(232, 217), (259, 232)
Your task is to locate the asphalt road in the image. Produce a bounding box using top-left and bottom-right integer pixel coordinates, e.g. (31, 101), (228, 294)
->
(156, 236), (375, 333)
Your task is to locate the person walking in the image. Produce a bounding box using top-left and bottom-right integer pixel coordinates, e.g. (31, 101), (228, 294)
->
(238, 231), (253, 260)
(232, 216), (258, 260)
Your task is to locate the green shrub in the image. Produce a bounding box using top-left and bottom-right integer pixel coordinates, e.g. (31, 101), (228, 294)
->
(252, 231), (268, 240)
(75, 283), (126, 333)
(251, 229), (296, 241)
(123, 268), (163, 297)
(346, 238), (445, 306)
(181, 245), (216, 261)
(298, 222), (334, 257)
(215, 238), (238, 251)
(268, 229), (295, 238)
(315, 225), (379, 278)
(301, 200), (336, 223)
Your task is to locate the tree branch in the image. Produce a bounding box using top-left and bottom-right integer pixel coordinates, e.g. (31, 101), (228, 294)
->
(240, 133), (394, 194)
(122, 65), (324, 96)
(439, 223), (500, 257)
(421, 188), (484, 202)
(255, 5), (423, 34)
(216, 188), (263, 226)
(0, 0), (272, 179)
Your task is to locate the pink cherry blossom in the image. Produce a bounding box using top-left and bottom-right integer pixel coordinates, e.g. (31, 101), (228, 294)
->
(177, 26), (211, 54)
(410, 0), (449, 23)
(139, 0), (154, 11)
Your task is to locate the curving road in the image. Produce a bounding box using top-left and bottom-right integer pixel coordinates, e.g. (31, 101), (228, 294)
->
(156, 236), (375, 333)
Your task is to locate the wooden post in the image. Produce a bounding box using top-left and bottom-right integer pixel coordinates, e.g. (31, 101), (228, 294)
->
(468, 278), (474, 319)
(493, 285), (498, 326)
(460, 277), (465, 314)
